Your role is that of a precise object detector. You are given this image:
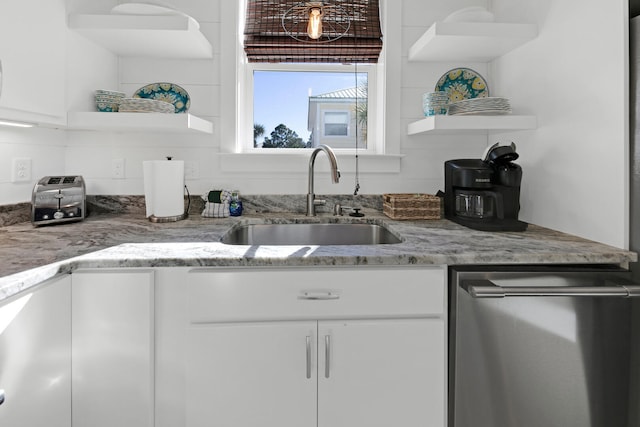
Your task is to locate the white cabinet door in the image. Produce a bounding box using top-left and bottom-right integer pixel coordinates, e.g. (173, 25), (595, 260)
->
(72, 269), (155, 427)
(318, 319), (446, 427)
(186, 321), (318, 427)
(0, 0), (66, 124)
(0, 274), (71, 427)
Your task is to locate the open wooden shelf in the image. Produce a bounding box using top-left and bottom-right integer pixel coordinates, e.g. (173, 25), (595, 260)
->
(408, 22), (537, 62)
(68, 14), (213, 59)
(407, 115), (537, 135)
(67, 112), (214, 134)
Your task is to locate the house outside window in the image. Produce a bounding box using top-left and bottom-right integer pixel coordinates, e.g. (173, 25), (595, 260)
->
(305, 84), (368, 149)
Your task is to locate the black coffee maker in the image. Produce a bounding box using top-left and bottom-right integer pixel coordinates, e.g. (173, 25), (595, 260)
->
(444, 142), (527, 231)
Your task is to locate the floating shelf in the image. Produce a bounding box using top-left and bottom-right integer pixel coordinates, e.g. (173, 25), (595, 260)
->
(407, 115), (537, 135)
(408, 22), (537, 62)
(68, 14), (213, 59)
(67, 112), (214, 134)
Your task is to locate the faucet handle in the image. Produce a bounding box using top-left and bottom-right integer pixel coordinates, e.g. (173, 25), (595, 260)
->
(314, 198), (326, 206)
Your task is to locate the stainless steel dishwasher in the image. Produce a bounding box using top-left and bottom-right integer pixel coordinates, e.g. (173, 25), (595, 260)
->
(449, 265), (640, 427)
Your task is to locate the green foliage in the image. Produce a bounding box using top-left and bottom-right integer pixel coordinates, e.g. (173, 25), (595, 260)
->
(262, 123), (306, 148)
(253, 123), (265, 148)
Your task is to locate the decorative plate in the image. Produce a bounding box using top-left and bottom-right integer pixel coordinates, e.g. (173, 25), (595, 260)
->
(133, 82), (190, 113)
(435, 68), (489, 103)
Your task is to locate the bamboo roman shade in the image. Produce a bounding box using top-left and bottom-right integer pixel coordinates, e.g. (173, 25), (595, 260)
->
(244, 0), (383, 63)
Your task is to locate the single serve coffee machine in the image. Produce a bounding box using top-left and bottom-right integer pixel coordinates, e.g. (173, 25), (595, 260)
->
(444, 142), (527, 231)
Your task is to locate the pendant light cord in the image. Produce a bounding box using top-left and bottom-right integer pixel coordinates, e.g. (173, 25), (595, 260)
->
(353, 41), (361, 196)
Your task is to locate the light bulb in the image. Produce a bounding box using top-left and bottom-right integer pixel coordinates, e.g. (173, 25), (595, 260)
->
(307, 7), (323, 40)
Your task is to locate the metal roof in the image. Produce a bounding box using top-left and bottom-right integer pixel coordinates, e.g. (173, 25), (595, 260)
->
(310, 86), (367, 100)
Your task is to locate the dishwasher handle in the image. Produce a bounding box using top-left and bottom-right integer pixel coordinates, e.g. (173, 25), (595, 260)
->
(462, 279), (640, 298)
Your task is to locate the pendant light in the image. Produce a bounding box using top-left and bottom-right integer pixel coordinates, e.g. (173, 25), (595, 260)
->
(282, 1), (350, 44)
(307, 5), (323, 39)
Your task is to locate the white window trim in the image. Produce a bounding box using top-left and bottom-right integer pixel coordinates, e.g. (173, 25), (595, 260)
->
(219, 0), (402, 172)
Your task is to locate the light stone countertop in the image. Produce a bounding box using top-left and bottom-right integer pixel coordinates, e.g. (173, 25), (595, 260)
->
(0, 208), (636, 303)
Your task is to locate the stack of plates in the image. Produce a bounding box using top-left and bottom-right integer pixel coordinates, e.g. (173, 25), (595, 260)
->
(423, 91), (449, 116)
(95, 89), (126, 112)
(118, 98), (175, 114)
(447, 97), (512, 116)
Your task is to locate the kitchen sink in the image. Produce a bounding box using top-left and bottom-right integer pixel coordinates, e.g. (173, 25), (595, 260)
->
(221, 223), (402, 246)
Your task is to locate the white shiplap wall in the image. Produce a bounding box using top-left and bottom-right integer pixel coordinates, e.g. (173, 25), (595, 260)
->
(63, 0), (492, 198)
(488, 0), (629, 248)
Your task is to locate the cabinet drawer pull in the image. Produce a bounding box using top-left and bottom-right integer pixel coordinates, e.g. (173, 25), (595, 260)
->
(306, 336), (312, 379)
(324, 335), (331, 379)
(0, 389), (4, 406)
(299, 292), (340, 300)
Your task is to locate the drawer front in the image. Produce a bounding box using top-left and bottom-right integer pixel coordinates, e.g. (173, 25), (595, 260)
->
(187, 266), (445, 323)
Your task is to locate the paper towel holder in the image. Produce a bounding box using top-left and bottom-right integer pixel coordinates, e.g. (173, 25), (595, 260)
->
(149, 184), (190, 223)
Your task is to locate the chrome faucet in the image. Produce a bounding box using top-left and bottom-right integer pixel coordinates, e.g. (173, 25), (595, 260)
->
(307, 144), (340, 216)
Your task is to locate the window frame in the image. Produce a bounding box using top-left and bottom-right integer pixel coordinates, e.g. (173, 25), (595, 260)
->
(240, 61), (381, 154)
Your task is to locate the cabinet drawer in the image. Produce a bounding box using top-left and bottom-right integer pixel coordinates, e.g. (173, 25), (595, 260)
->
(187, 266), (445, 323)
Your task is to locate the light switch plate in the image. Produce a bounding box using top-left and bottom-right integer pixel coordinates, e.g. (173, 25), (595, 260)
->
(11, 157), (31, 182)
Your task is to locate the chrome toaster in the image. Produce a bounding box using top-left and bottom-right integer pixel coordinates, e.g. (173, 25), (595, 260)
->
(31, 176), (86, 226)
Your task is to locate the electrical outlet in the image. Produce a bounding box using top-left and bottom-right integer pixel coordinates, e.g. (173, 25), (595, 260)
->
(11, 157), (31, 182)
(185, 161), (199, 179)
(112, 158), (125, 179)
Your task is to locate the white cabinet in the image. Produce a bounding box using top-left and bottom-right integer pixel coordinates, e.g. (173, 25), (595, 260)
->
(0, 274), (71, 427)
(187, 321), (318, 427)
(71, 269), (155, 427)
(0, 0), (66, 126)
(186, 318), (444, 427)
(318, 319), (445, 427)
(178, 266), (447, 427)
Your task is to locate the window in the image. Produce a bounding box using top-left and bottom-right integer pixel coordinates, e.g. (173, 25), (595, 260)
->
(324, 112), (349, 136)
(224, 0), (394, 160)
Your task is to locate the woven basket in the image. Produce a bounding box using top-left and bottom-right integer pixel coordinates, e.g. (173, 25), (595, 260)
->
(383, 193), (442, 220)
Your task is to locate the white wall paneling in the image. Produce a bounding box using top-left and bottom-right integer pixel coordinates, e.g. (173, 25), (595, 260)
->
(0, 128), (67, 204)
(488, 0), (629, 247)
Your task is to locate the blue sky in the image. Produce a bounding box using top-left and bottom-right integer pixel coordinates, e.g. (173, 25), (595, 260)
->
(253, 71), (363, 144)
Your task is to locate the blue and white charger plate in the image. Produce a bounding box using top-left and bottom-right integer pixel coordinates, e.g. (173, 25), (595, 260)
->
(133, 82), (190, 113)
(435, 68), (489, 103)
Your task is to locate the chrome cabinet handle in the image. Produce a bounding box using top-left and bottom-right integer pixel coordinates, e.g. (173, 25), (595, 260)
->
(0, 389), (4, 406)
(299, 292), (340, 300)
(462, 280), (640, 298)
(306, 336), (311, 379)
(324, 335), (331, 379)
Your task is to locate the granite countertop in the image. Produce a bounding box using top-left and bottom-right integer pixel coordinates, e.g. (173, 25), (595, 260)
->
(0, 203), (636, 302)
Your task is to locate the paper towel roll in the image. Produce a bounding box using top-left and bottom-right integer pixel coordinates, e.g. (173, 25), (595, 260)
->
(143, 160), (185, 218)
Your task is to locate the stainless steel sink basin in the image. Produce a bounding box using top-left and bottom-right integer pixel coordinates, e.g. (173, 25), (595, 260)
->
(221, 223), (401, 245)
